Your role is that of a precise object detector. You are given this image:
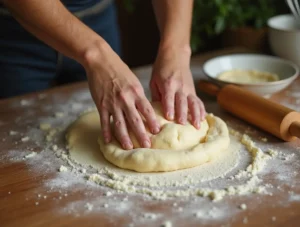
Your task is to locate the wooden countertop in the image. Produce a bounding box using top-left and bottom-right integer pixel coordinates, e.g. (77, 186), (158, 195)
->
(1, 48), (300, 227)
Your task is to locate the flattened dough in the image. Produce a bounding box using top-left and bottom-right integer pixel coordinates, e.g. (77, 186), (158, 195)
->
(218, 69), (279, 84)
(67, 102), (230, 173)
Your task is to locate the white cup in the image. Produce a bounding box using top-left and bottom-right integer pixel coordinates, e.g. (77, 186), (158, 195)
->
(268, 14), (300, 67)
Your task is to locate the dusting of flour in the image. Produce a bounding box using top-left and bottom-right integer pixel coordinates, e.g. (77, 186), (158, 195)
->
(1, 80), (300, 226)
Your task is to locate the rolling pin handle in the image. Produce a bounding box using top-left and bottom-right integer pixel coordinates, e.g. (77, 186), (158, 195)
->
(198, 80), (221, 97)
(289, 122), (300, 139)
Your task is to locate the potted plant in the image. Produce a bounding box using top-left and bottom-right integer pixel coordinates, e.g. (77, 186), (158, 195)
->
(191, 0), (289, 52)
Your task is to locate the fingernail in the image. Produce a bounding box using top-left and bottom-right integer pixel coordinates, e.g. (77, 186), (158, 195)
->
(123, 142), (133, 150)
(195, 121), (200, 129)
(167, 112), (174, 120)
(143, 140), (151, 148)
(152, 126), (160, 134)
(179, 118), (186, 125)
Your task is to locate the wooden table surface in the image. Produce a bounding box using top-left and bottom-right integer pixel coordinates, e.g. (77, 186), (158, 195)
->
(1, 48), (300, 227)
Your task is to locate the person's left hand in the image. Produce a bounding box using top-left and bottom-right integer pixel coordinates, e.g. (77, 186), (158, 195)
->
(150, 46), (206, 129)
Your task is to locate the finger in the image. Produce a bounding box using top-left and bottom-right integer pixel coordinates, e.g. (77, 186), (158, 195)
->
(136, 98), (160, 134)
(198, 99), (207, 121)
(175, 92), (188, 125)
(150, 81), (161, 102)
(159, 83), (175, 120)
(100, 108), (112, 143)
(112, 107), (133, 150)
(188, 95), (201, 129)
(124, 103), (151, 148)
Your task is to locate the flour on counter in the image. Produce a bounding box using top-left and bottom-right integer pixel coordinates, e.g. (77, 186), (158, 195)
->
(40, 123), (51, 131)
(55, 112), (64, 118)
(239, 204), (247, 210)
(9, 131), (18, 136)
(24, 152), (37, 159)
(2, 85), (300, 227)
(59, 165), (68, 172)
(161, 220), (172, 227)
(21, 136), (30, 142)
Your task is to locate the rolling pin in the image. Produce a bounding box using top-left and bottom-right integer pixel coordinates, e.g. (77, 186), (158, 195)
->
(198, 80), (300, 141)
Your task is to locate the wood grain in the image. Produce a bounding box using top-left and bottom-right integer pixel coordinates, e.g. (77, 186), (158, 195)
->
(1, 48), (300, 227)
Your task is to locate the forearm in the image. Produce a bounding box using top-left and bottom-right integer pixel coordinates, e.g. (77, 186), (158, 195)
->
(152, 0), (193, 52)
(2, 0), (110, 68)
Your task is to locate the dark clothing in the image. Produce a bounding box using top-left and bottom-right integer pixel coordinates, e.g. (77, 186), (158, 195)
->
(0, 0), (121, 98)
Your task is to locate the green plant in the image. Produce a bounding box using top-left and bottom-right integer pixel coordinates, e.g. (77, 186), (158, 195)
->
(191, 0), (288, 51)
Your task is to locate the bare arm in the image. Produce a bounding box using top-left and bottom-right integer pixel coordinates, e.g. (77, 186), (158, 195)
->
(152, 0), (193, 52)
(2, 0), (107, 66)
(150, 0), (206, 128)
(2, 0), (160, 149)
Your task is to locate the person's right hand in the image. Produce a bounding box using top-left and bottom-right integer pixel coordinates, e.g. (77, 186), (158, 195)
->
(83, 42), (160, 150)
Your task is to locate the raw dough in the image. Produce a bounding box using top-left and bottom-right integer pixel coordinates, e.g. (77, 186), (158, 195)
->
(218, 69), (279, 84)
(67, 102), (230, 173)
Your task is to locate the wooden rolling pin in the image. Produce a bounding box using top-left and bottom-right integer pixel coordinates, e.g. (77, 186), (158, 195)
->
(198, 80), (300, 141)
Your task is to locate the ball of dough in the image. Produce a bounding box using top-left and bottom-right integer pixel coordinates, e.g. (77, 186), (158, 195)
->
(129, 102), (209, 150)
(98, 102), (230, 173)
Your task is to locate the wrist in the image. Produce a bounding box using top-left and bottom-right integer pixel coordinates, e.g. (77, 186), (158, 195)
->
(81, 38), (112, 71)
(158, 42), (191, 57)
(157, 42), (191, 65)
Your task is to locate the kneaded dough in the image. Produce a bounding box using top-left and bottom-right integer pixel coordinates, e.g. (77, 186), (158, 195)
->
(67, 102), (230, 173)
(218, 69), (279, 84)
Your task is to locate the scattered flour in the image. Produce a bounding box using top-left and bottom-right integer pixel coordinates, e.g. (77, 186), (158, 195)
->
(59, 165), (68, 172)
(261, 137), (268, 142)
(72, 130), (277, 202)
(2, 83), (300, 226)
(289, 194), (300, 202)
(243, 217), (248, 224)
(161, 221), (172, 227)
(9, 131), (18, 136)
(24, 152), (37, 159)
(21, 136), (30, 142)
(40, 123), (51, 131)
(239, 204), (247, 210)
(55, 112), (64, 118)
(84, 203), (93, 211)
(143, 213), (157, 220)
(52, 145), (58, 151)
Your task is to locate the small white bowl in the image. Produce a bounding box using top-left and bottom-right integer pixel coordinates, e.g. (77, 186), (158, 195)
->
(268, 14), (300, 67)
(202, 54), (299, 96)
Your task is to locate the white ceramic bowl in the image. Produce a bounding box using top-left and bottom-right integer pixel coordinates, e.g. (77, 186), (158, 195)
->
(268, 14), (300, 67)
(202, 54), (299, 96)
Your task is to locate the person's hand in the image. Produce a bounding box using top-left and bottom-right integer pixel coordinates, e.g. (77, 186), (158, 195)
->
(84, 42), (160, 150)
(150, 46), (206, 129)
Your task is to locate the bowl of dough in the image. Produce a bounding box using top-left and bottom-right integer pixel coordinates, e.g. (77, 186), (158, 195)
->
(202, 54), (299, 96)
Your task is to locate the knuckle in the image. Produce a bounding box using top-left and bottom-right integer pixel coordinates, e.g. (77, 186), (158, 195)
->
(118, 90), (128, 101)
(131, 84), (142, 94)
(144, 107), (151, 115)
(163, 93), (172, 102)
(101, 120), (109, 127)
(163, 78), (173, 88)
(119, 135), (129, 143)
(100, 101), (107, 110)
(191, 100), (198, 108)
(138, 133), (148, 141)
(114, 120), (122, 127)
(131, 116), (140, 125)
(102, 130), (110, 138)
(178, 96), (185, 103)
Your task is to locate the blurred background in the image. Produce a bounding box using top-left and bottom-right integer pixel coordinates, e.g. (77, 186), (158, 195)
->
(115, 0), (290, 67)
